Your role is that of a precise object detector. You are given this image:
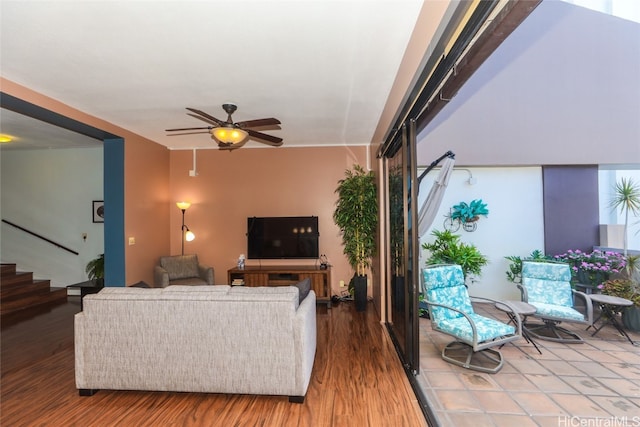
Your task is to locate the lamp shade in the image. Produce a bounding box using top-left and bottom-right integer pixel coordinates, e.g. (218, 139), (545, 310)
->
(185, 230), (195, 241)
(176, 201), (191, 210)
(211, 126), (248, 144)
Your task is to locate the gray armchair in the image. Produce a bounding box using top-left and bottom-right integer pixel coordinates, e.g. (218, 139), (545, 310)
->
(154, 254), (214, 287)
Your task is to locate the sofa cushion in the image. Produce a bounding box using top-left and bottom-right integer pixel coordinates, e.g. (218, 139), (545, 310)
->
(295, 278), (311, 303)
(160, 255), (199, 280)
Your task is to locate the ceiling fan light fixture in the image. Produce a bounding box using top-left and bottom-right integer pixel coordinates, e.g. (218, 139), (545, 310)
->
(211, 127), (248, 144)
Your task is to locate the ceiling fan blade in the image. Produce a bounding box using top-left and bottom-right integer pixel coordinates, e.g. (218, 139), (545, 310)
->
(166, 131), (211, 136)
(186, 108), (225, 126)
(236, 118), (281, 128)
(246, 129), (283, 146)
(186, 113), (220, 126)
(165, 126), (212, 132)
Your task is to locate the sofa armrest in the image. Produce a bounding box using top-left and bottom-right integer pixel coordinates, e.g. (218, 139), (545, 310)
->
(293, 290), (316, 398)
(154, 265), (170, 288)
(198, 265), (214, 285)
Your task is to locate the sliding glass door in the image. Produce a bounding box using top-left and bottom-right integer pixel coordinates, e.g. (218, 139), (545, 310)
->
(384, 121), (419, 372)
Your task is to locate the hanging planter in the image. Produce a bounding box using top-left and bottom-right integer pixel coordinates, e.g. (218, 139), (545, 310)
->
(450, 199), (488, 232)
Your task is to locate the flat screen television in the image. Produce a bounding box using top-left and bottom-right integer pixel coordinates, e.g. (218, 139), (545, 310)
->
(247, 216), (319, 259)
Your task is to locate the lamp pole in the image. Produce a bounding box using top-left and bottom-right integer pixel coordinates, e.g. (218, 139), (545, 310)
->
(180, 208), (186, 255)
(176, 202), (191, 256)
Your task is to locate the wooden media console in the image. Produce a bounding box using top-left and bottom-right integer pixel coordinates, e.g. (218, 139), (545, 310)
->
(227, 265), (331, 308)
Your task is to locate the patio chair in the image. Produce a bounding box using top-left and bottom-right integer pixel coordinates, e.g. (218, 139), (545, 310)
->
(422, 264), (522, 373)
(518, 260), (593, 343)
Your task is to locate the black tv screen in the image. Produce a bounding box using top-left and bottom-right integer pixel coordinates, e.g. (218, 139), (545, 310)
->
(247, 216), (319, 259)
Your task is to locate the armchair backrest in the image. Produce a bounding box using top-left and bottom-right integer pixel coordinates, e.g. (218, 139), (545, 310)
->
(422, 264), (474, 324)
(159, 254), (200, 280)
(521, 261), (573, 307)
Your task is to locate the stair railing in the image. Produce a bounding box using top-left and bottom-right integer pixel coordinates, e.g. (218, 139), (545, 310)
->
(1, 219), (79, 256)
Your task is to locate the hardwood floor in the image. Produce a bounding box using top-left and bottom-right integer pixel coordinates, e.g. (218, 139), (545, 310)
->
(1, 297), (427, 427)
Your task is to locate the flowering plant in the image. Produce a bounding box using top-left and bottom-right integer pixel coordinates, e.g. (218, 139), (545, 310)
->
(552, 249), (626, 287)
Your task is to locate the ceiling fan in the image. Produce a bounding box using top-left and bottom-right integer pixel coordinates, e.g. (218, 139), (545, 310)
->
(166, 103), (282, 149)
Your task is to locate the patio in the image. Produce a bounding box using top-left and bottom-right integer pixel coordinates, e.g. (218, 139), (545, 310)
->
(416, 302), (640, 427)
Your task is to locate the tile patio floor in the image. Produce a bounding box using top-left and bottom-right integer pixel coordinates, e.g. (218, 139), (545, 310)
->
(416, 303), (640, 427)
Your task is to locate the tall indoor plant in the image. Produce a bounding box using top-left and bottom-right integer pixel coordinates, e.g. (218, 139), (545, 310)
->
(333, 164), (378, 311)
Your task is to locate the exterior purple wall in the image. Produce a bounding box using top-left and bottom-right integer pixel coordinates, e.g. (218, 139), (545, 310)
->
(543, 165), (599, 256)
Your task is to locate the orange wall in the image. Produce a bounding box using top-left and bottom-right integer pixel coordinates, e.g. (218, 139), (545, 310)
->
(124, 137), (170, 285)
(169, 146), (367, 295)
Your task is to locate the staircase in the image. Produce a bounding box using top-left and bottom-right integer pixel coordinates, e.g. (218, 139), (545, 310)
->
(1, 263), (67, 316)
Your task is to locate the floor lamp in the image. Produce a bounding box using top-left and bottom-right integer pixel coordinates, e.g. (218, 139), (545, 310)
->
(176, 202), (195, 255)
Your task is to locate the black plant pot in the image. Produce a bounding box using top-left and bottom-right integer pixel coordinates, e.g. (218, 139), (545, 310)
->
(622, 306), (640, 332)
(353, 275), (367, 312)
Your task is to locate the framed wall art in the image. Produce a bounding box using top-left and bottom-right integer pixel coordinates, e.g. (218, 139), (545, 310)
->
(92, 200), (104, 223)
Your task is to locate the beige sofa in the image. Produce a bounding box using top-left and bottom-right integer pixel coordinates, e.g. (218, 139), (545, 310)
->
(75, 284), (316, 403)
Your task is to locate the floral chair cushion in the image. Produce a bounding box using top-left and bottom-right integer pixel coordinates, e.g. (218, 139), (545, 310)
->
(521, 262), (573, 307)
(422, 264), (515, 342)
(437, 314), (515, 343)
(423, 265), (473, 321)
(531, 302), (586, 321)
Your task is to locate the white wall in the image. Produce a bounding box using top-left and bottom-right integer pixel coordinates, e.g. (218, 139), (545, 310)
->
(0, 147), (103, 286)
(418, 167), (544, 301)
(598, 168), (640, 251)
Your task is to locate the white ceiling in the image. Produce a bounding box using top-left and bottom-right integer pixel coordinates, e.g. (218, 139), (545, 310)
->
(0, 0), (424, 151)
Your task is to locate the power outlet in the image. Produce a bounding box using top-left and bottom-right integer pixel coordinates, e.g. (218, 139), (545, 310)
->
(339, 280), (345, 287)
(128, 237), (136, 245)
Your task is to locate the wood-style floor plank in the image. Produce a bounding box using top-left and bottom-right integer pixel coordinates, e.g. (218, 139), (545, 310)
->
(1, 297), (427, 426)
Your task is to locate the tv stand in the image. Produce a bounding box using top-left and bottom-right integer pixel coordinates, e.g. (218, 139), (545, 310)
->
(227, 265), (331, 308)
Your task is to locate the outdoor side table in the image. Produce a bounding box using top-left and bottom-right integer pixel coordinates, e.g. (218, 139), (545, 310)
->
(495, 300), (542, 354)
(587, 293), (635, 345)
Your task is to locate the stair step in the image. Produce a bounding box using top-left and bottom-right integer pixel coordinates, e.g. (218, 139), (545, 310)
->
(1, 263), (17, 276)
(1, 271), (35, 288)
(0, 287), (67, 316)
(2, 280), (52, 301)
(0, 263), (67, 316)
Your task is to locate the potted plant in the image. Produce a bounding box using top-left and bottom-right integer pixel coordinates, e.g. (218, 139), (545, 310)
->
(333, 165), (378, 311)
(505, 249), (549, 284)
(421, 229), (488, 284)
(450, 199), (489, 223)
(609, 177), (640, 256)
(86, 253), (105, 287)
(600, 255), (640, 331)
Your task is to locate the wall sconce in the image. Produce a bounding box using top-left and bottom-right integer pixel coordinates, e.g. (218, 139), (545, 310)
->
(176, 202), (195, 255)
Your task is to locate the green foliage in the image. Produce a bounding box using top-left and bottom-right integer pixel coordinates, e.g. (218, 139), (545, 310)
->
(333, 165), (378, 276)
(86, 253), (104, 280)
(609, 177), (640, 255)
(600, 279), (640, 307)
(505, 250), (549, 283)
(421, 229), (488, 280)
(450, 199), (489, 223)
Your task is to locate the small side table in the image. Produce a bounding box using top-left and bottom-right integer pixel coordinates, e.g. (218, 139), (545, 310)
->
(587, 293), (635, 345)
(495, 300), (542, 354)
(67, 280), (104, 310)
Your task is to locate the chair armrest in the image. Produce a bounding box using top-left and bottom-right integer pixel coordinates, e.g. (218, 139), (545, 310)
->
(198, 265), (214, 285)
(422, 300), (480, 343)
(572, 289), (594, 324)
(470, 296), (523, 335)
(154, 266), (169, 288)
